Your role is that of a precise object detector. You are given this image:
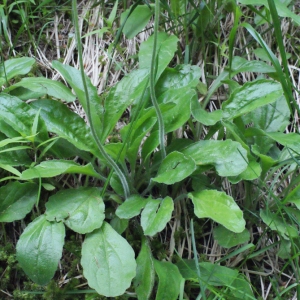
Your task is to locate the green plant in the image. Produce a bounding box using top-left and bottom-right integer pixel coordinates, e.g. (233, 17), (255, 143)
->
(1, 0), (300, 298)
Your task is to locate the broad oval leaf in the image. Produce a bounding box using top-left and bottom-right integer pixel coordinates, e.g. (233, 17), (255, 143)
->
(6, 77), (76, 102)
(134, 238), (155, 300)
(222, 79), (283, 120)
(141, 197), (174, 236)
(0, 182), (38, 222)
(154, 260), (183, 300)
(188, 190), (245, 233)
(214, 226), (250, 248)
(182, 140), (248, 177)
(46, 187), (105, 234)
(121, 4), (154, 39)
(139, 32), (179, 80)
(152, 151), (196, 184)
(16, 215), (65, 285)
(81, 222), (136, 297)
(20, 160), (101, 180)
(116, 194), (147, 219)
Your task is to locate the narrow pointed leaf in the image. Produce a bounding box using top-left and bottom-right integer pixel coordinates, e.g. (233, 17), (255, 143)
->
(52, 61), (103, 141)
(6, 77), (76, 102)
(0, 182), (38, 222)
(81, 222), (136, 297)
(188, 190), (245, 233)
(16, 215), (65, 285)
(141, 197), (174, 236)
(46, 187), (105, 234)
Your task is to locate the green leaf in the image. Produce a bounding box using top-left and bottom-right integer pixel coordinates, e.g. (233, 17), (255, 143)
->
(0, 94), (48, 141)
(110, 216), (128, 234)
(154, 260), (183, 300)
(81, 222), (136, 297)
(102, 68), (149, 142)
(0, 182), (38, 222)
(5, 77), (76, 102)
(139, 33), (179, 80)
(182, 140), (248, 177)
(191, 96), (223, 126)
(45, 187), (104, 234)
(0, 57), (35, 83)
(222, 79), (283, 120)
(156, 65), (202, 95)
(170, 0), (186, 18)
(52, 61), (103, 142)
(228, 159), (262, 184)
(16, 215), (65, 285)
(188, 190), (245, 233)
(238, 0), (300, 25)
(152, 151), (196, 184)
(231, 56), (275, 73)
(227, 275), (255, 299)
(121, 4), (153, 39)
(141, 197), (174, 236)
(242, 95), (290, 154)
(116, 195), (147, 219)
(264, 132), (300, 155)
(260, 209), (298, 240)
(176, 260), (239, 286)
(20, 160), (101, 180)
(134, 238), (155, 300)
(214, 226), (250, 248)
(30, 99), (102, 159)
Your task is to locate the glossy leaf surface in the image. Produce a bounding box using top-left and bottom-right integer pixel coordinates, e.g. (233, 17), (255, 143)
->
(141, 197), (174, 236)
(46, 187), (105, 234)
(189, 190), (245, 233)
(0, 57), (35, 85)
(30, 99), (102, 158)
(182, 140), (248, 177)
(20, 160), (101, 180)
(0, 94), (48, 141)
(16, 215), (65, 285)
(5, 77), (75, 102)
(139, 32), (178, 80)
(0, 182), (38, 222)
(52, 61), (103, 141)
(81, 222), (136, 297)
(152, 151), (196, 184)
(222, 80), (283, 120)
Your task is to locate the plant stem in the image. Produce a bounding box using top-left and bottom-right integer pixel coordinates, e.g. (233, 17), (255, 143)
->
(150, 0), (166, 160)
(72, 0), (130, 198)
